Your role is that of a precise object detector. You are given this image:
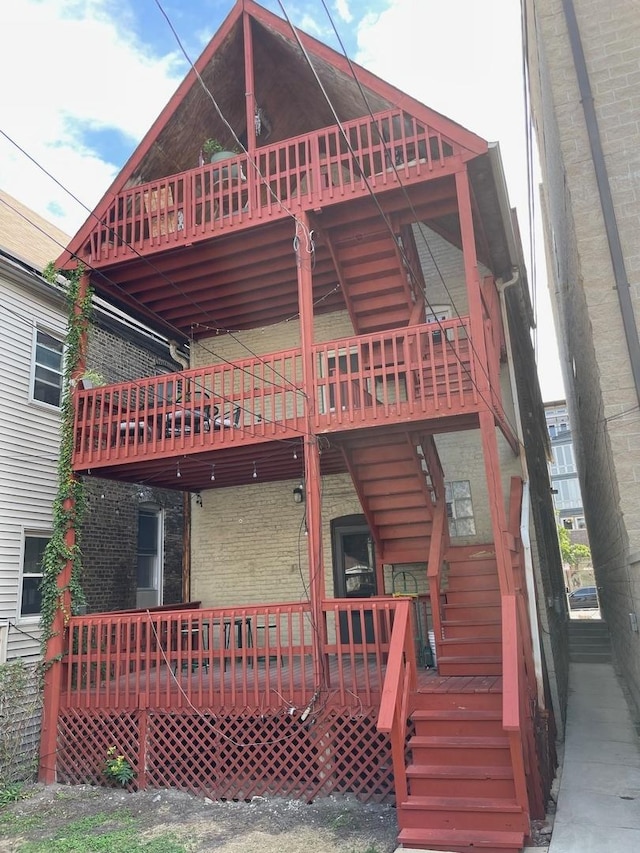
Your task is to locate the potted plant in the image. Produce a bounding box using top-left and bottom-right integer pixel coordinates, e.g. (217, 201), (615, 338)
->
(202, 138), (241, 180)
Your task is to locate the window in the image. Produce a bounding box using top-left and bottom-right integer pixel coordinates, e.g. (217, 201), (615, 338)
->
(20, 534), (49, 617)
(550, 443), (576, 475)
(553, 478), (582, 511)
(137, 509), (160, 589)
(445, 480), (476, 537)
(318, 347), (359, 413)
(32, 328), (64, 407)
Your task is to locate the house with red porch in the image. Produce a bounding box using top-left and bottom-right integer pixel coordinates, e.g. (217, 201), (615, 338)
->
(41, 2), (568, 850)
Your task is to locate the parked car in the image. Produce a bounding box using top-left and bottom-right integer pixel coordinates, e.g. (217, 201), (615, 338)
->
(568, 586), (599, 610)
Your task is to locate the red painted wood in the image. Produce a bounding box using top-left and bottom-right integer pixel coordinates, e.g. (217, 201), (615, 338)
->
(75, 108), (466, 269)
(398, 827), (524, 852)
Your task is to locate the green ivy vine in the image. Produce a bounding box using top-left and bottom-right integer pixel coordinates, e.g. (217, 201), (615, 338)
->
(39, 263), (92, 662)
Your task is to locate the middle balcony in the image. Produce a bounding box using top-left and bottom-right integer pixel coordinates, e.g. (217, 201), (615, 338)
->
(73, 318), (482, 491)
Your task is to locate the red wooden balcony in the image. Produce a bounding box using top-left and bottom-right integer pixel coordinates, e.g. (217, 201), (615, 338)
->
(72, 318), (483, 479)
(60, 598), (402, 713)
(81, 108), (465, 266)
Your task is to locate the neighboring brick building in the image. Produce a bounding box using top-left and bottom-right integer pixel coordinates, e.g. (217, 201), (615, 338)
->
(525, 0), (640, 711)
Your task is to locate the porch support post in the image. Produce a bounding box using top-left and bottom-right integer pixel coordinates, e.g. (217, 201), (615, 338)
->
(294, 212), (326, 687)
(455, 168), (490, 394)
(39, 269), (90, 784)
(242, 8), (256, 156)
(456, 168), (513, 595)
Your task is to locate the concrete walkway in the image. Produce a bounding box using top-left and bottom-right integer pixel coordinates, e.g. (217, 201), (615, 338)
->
(548, 662), (640, 852)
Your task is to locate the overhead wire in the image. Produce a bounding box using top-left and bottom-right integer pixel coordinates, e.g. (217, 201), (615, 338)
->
(290, 0), (523, 447)
(0, 191), (318, 447)
(0, 129), (306, 401)
(285, 0), (525, 451)
(316, 0), (525, 446)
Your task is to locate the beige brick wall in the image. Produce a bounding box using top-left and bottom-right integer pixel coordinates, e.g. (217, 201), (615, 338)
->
(527, 0), (640, 712)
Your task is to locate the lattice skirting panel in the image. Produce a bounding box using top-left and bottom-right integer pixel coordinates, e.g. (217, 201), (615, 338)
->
(57, 707), (394, 803)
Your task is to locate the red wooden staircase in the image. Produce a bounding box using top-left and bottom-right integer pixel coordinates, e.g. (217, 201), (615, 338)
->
(398, 679), (526, 852)
(437, 547), (503, 676)
(327, 222), (423, 334)
(340, 432), (441, 564)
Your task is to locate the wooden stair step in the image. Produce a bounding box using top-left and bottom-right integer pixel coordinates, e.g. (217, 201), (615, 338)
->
(409, 735), (511, 766)
(411, 710), (503, 738)
(407, 763), (514, 791)
(398, 826), (524, 852)
(437, 656), (502, 676)
(442, 620), (502, 639)
(399, 796), (527, 832)
(412, 710), (502, 722)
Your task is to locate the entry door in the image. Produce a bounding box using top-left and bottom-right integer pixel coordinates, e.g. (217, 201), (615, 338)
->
(332, 516), (377, 643)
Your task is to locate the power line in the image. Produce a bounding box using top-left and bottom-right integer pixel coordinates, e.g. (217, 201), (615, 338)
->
(291, 0), (524, 450)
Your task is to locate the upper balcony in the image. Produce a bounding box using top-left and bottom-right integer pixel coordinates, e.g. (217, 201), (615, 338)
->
(79, 109), (465, 268)
(73, 318), (485, 491)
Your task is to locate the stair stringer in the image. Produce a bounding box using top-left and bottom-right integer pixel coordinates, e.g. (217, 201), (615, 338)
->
(339, 431), (444, 565)
(325, 222), (417, 335)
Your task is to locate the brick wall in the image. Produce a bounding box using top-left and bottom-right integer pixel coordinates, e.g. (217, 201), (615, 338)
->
(79, 319), (184, 613)
(527, 0), (640, 713)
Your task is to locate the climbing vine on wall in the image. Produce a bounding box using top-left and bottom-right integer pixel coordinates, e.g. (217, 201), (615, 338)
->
(39, 263), (91, 662)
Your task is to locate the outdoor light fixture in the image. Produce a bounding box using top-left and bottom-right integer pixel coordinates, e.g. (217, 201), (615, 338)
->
(293, 484), (305, 504)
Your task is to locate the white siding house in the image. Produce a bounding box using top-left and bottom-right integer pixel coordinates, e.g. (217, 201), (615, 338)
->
(0, 190), (70, 663)
(0, 190), (70, 780)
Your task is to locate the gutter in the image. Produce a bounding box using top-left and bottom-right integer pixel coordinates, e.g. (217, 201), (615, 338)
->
(562, 0), (640, 406)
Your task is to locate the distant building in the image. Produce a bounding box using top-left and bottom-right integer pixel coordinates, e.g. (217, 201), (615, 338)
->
(544, 401), (586, 536)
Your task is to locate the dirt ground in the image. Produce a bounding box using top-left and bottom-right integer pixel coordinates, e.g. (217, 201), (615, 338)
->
(0, 783), (400, 853)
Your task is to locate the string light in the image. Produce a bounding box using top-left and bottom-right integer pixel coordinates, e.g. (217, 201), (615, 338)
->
(176, 461), (181, 478)
(210, 464), (215, 481)
(293, 447), (298, 460)
(252, 461), (257, 479)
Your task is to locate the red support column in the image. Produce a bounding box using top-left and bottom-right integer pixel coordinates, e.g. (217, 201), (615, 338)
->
(456, 169), (514, 595)
(242, 8), (256, 157)
(294, 212), (326, 687)
(39, 270), (90, 784)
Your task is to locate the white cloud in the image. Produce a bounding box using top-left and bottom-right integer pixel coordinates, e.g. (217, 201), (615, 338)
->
(0, 0), (183, 235)
(335, 0), (353, 24)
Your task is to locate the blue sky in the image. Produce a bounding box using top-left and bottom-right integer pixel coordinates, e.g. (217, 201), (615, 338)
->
(0, 0), (563, 399)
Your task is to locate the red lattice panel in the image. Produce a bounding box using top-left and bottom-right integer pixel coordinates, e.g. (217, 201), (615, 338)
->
(57, 710), (139, 789)
(56, 706), (395, 804)
(146, 705), (394, 803)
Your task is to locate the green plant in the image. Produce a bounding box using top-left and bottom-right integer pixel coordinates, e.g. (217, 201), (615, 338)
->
(0, 782), (25, 807)
(39, 264), (91, 663)
(202, 138), (224, 157)
(103, 747), (135, 788)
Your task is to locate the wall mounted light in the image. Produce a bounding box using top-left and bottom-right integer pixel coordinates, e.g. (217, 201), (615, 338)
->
(293, 484), (305, 504)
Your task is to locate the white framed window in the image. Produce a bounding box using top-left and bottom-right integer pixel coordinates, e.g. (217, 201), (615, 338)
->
(19, 532), (50, 619)
(318, 346), (359, 413)
(136, 506), (163, 608)
(445, 480), (476, 537)
(426, 305), (453, 342)
(31, 326), (64, 408)
(550, 443), (576, 475)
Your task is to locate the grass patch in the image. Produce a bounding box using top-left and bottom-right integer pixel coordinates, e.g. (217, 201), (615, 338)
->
(2, 810), (189, 853)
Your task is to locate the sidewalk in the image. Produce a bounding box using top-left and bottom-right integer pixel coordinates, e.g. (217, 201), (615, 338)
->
(548, 661), (640, 852)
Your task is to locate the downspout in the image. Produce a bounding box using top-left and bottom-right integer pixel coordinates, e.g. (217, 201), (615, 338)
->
(498, 270), (546, 709)
(562, 0), (640, 407)
(169, 340), (190, 370)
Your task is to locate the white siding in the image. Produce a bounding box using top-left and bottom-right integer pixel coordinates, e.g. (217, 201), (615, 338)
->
(0, 272), (65, 661)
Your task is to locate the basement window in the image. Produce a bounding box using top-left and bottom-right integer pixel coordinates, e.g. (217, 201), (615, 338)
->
(445, 480), (476, 537)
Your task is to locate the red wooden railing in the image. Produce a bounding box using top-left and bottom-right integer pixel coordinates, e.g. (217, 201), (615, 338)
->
(376, 598), (417, 805)
(501, 477), (545, 822)
(73, 320), (482, 470)
(82, 108), (461, 264)
(60, 598), (403, 713)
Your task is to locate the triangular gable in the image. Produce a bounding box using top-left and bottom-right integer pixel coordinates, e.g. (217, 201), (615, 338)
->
(60, 0), (487, 268)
